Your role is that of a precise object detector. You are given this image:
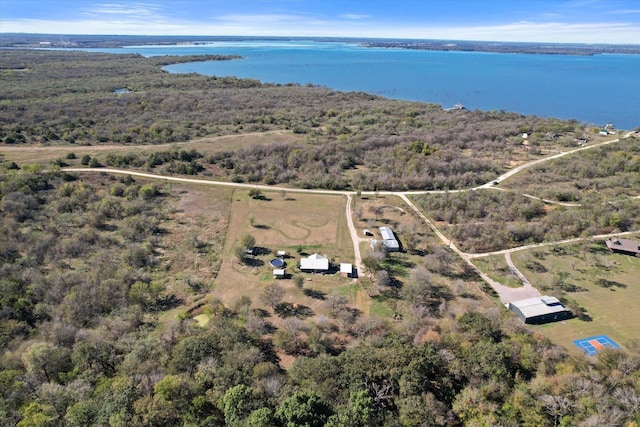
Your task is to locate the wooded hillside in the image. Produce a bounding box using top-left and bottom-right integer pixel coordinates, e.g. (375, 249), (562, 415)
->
(1, 49), (639, 426)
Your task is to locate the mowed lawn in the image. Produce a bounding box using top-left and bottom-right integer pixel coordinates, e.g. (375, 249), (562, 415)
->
(214, 189), (354, 313)
(510, 241), (640, 353)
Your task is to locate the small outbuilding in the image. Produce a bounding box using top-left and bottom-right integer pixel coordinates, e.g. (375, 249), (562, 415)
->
(508, 296), (572, 324)
(375, 226), (400, 252)
(273, 269), (285, 279)
(606, 237), (640, 256)
(340, 263), (353, 277)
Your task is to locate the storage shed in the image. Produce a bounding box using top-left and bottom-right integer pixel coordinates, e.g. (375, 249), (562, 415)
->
(340, 263), (353, 277)
(508, 296), (572, 324)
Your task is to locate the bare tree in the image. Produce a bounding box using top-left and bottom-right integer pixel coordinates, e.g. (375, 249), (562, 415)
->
(326, 292), (348, 318)
(260, 283), (285, 309)
(376, 269), (391, 289)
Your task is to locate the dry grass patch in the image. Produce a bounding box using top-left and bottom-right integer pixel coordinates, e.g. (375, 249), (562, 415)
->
(0, 130), (300, 166)
(471, 255), (524, 288)
(214, 190), (353, 314)
(160, 184), (233, 300)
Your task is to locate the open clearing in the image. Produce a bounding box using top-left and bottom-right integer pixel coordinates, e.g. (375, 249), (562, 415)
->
(213, 189), (354, 315)
(508, 240), (640, 352)
(0, 130), (300, 165)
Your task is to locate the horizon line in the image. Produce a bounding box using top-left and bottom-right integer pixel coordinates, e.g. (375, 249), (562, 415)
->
(2, 32), (640, 47)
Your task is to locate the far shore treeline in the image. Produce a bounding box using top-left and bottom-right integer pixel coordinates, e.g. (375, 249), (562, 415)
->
(3, 33), (640, 55)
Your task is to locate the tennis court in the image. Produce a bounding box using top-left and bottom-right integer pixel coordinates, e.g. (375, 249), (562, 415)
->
(573, 335), (621, 356)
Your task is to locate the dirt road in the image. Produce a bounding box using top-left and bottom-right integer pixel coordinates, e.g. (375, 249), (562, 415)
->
(61, 131), (639, 304)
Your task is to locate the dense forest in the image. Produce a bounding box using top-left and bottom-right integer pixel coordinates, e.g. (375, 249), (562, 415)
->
(1, 49), (587, 191)
(1, 166), (639, 426)
(1, 49), (640, 426)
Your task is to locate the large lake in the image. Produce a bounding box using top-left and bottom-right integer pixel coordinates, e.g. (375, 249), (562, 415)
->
(87, 40), (640, 129)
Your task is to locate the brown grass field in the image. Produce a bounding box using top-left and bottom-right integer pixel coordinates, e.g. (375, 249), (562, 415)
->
(509, 240), (640, 353)
(0, 130), (300, 165)
(213, 189), (354, 315)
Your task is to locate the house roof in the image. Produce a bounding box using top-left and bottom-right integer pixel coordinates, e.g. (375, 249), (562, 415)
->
(508, 296), (568, 319)
(371, 239), (400, 251)
(379, 226), (395, 241)
(606, 238), (640, 254)
(273, 269), (285, 276)
(300, 253), (329, 271)
(382, 240), (399, 250)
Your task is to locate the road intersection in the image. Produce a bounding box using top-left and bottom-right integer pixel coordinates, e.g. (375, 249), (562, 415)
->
(64, 130), (638, 303)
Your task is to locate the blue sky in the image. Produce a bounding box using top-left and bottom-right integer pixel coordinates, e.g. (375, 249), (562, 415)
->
(1, 0), (639, 43)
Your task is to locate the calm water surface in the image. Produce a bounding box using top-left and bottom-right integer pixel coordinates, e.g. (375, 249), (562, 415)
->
(85, 41), (640, 129)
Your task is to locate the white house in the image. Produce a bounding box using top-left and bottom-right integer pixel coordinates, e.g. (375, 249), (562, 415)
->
(300, 253), (329, 273)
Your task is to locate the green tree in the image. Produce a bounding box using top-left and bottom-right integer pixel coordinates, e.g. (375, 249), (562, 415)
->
(139, 184), (159, 200)
(326, 390), (375, 427)
(169, 335), (219, 374)
(94, 376), (139, 426)
(246, 407), (275, 427)
(241, 234), (256, 250)
(21, 342), (71, 384)
(248, 188), (263, 199)
(222, 384), (257, 426)
(276, 391), (332, 427)
(65, 400), (99, 427)
(361, 256), (381, 278)
(17, 402), (58, 427)
(234, 244), (248, 264)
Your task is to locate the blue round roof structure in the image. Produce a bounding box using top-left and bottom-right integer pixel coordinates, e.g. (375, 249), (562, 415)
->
(270, 258), (285, 268)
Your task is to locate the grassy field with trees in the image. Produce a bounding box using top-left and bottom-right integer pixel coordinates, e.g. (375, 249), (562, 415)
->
(511, 241), (640, 348)
(1, 48), (640, 426)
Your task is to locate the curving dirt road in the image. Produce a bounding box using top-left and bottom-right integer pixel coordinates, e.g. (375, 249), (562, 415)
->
(61, 130), (639, 304)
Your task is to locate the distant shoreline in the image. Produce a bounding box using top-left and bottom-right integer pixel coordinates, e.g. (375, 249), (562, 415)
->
(2, 33), (640, 56)
(358, 40), (640, 56)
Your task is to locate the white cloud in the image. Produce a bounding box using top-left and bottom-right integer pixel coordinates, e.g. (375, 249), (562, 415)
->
(1, 13), (638, 44)
(217, 13), (328, 26)
(82, 2), (164, 18)
(608, 9), (640, 15)
(339, 14), (371, 20)
(379, 21), (640, 44)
